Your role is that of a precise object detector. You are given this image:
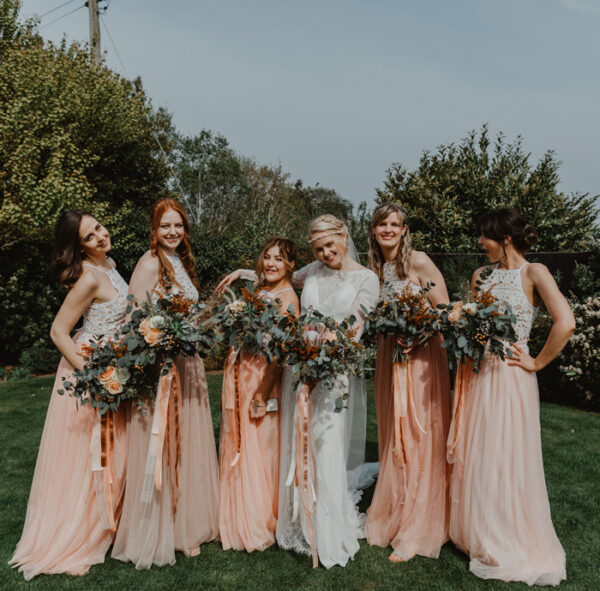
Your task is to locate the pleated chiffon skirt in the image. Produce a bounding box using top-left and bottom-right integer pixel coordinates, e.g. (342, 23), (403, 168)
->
(112, 354), (219, 569)
(448, 353), (566, 586)
(365, 334), (450, 560)
(10, 357), (127, 580)
(219, 350), (279, 552)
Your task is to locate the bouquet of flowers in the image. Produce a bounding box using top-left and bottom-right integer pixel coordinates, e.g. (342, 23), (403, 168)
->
(362, 282), (440, 363)
(60, 293), (217, 413)
(216, 283), (293, 364)
(437, 279), (517, 373)
(284, 309), (365, 412)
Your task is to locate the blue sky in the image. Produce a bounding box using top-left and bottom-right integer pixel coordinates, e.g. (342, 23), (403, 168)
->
(21, 0), (600, 207)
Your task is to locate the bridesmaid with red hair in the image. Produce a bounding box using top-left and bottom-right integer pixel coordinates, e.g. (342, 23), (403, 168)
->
(112, 199), (219, 569)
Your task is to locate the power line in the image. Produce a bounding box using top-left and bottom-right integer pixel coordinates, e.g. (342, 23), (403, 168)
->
(39, 0), (78, 20)
(40, 3), (86, 30)
(98, 14), (193, 220)
(99, 14), (127, 75)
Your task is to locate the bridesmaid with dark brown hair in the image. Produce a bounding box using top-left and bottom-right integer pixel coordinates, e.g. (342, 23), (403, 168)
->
(112, 198), (219, 569)
(10, 210), (128, 579)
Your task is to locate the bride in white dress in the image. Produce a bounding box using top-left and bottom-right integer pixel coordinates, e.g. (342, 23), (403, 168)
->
(219, 215), (379, 568)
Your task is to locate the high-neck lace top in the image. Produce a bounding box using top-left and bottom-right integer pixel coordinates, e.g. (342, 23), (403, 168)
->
(381, 262), (422, 300)
(153, 254), (199, 303)
(80, 264), (129, 339)
(480, 263), (537, 343)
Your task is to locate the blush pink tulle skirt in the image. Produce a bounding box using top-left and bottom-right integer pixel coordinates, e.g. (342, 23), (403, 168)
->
(10, 356), (127, 580)
(448, 353), (566, 586)
(218, 350), (279, 552)
(112, 355), (219, 569)
(366, 334), (450, 560)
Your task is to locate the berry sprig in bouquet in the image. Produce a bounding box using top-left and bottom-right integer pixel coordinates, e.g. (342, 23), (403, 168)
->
(284, 309), (365, 412)
(60, 293), (217, 413)
(362, 283), (440, 363)
(216, 283), (293, 363)
(437, 274), (517, 373)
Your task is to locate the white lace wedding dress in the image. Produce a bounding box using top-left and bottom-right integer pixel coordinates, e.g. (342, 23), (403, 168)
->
(276, 261), (379, 568)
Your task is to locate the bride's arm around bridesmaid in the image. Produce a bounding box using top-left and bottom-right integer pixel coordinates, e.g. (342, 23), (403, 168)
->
(448, 207), (574, 586)
(10, 210), (129, 580)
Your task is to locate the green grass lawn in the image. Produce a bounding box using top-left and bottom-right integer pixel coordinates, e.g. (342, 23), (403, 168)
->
(1, 375), (598, 591)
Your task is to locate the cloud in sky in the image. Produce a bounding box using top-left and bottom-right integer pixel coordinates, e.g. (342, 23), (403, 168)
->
(19, 0), (600, 207)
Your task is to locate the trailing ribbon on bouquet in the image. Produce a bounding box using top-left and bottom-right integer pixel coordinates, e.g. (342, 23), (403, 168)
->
(446, 360), (467, 464)
(392, 360), (427, 476)
(91, 409), (117, 531)
(295, 383), (319, 569)
(222, 348), (242, 470)
(141, 364), (183, 517)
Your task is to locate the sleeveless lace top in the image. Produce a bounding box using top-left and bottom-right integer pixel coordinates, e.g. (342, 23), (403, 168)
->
(152, 254), (199, 303)
(381, 262), (421, 300)
(481, 263), (537, 343)
(80, 265), (129, 339)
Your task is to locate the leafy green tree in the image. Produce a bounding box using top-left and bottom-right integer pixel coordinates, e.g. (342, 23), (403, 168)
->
(376, 125), (599, 252)
(0, 1), (172, 364)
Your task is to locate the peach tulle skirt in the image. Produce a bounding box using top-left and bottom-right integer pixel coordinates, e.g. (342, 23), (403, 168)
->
(219, 350), (279, 552)
(9, 357), (127, 580)
(365, 334), (450, 560)
(112, 355), (219, 569)
(448, 353), (566, 586)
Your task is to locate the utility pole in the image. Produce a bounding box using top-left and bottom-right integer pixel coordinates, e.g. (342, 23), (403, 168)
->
(87, 0), (100, 66)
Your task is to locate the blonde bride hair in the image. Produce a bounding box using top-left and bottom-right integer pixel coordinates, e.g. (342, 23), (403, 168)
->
(308, 214), (349, 259)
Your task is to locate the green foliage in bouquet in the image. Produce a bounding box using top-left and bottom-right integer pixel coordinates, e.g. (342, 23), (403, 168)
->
(284, 309), (364, 412)
(59, 293), (218, 414)
(437, 272), (517, 373)
(215, 282), (294, 364)
(361, 282), (440, 363)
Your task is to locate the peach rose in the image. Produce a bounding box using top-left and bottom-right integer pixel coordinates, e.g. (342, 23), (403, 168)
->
(139, 317), (162, 346)
(105, 380), (123, 395)
(98, 366), (117, 384)
(448, 309), (461, 324)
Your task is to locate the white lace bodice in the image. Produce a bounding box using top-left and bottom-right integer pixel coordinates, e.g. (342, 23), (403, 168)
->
(80, 265), (129, 339)
(481, 264), (537, 343)
(300, 261), (380, 332)
(153, 255), (199, 303)
(381, 262), (421, 300)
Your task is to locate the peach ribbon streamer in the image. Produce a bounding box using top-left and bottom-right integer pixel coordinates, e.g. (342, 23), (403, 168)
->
(295, 383), (319, 569)
(90, 410), (116, 531)
(223, 347), (242, 469)
(392, 360), (427, 470)
(446, 361), (467, 464)
(141, 365), (183, 515)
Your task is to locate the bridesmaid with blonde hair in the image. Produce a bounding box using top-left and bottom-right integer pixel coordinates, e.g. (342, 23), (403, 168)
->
(448, 207), (572, 585)
(112, 198), (219, 569)
(219, 237), (299, 553)
(364, 202), (451, 562)
(10, 210), (128, 579)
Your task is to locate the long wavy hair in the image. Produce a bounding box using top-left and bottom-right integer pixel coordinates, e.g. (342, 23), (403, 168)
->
(51, 209), (96, 287)
(255, 237), (297, 283)
(149, 198), (198, 291)
(367, 202), (412, 282)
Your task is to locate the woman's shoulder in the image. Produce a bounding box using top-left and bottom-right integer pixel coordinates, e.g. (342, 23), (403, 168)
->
(410, 249), (435, 270)
(70, 266), (101, 297)
(135, 251), (160, 272)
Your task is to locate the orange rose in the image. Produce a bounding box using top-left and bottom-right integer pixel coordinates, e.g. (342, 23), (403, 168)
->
(98, 366), (117, 384)
(105, 380), (123, 395)
(139, 317), (162, 346)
